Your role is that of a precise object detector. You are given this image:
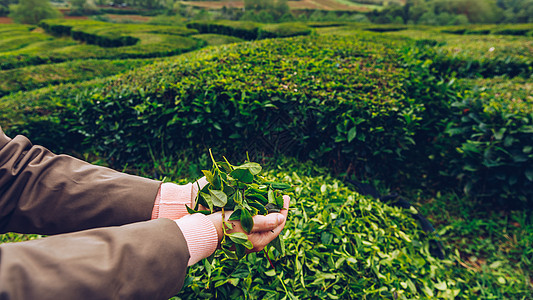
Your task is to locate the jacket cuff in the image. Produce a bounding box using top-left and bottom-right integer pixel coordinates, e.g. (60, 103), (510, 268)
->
(175, 214), (218, 266)
(151, 183), (193, 220)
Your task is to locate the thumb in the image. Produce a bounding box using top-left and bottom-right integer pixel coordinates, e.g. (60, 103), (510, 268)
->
(250, 213), (286, 233)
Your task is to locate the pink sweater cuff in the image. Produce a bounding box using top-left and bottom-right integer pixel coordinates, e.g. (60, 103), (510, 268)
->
(175, 214), (218, 266)
(151, 183), (193, 220)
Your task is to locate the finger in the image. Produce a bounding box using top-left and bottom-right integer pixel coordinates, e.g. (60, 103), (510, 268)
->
(248, 222), (286, 252)
(281, 195), (290, 217)
(250, 213), (285, 233)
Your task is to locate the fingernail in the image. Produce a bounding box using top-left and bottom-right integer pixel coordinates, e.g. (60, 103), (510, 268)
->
(277, 214), (285, 224)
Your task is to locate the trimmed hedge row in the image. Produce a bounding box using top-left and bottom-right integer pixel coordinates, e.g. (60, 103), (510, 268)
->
(257, 23), (312, 39)
(382, 29), (533, 78)
(40, 19), (197, 48)
(1, 29), (530, 205)
(440, 24), (533, 36)
(0, 21), (204, 70)
(0, 58), (154, 97)
(186, 20), (312, 40)
(0, 34), (425, 180)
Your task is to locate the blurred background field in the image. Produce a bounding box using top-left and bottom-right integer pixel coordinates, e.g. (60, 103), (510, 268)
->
(0, 0), (532, 298)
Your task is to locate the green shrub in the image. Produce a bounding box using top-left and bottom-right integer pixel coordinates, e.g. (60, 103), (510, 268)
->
(384, 29), (533, 78)
(0, 34), (431, 180)
(40, 19), (197, 48)
(0, 58), (154, 97)
(177, 163), (457, 299)
(257, 23), (312, 39)
(0, 20), (202, 70)
(187, 20), (260, 40)
(445, 78), (533, 206)
(191, 34), (244, 46)
(364, 25), (407, 32)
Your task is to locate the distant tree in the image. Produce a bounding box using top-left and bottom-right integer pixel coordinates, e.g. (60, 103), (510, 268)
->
(418, 11), (438, 25)
(70, 0), (98, 14)
(9, 0), (62, 24)
(449, 14), (469, 25)
(0, 0), (18, 17)
(347, 13), (370, 23)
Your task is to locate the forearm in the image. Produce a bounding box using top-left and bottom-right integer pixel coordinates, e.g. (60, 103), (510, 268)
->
(0, 218), (189, 300)
(0, 129), (160, 235)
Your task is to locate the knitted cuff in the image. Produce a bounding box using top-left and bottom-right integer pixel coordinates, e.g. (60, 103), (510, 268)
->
(151, 183), (193, 220)
(175, 214), (219, 266)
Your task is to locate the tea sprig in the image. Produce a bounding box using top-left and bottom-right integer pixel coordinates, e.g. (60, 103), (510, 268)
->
(187, 150), (289, 260)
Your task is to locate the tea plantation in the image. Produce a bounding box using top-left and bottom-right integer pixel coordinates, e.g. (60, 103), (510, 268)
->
(0, 20), (531, 299)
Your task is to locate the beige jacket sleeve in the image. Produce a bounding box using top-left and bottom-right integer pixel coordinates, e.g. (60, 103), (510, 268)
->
(0, 128), (190, 299)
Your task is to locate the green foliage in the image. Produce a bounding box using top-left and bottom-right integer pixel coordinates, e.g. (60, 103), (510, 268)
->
(1, 22), (531, 206)
(187, 20), (260, 40)
(39, 19), (197, 47)
(187, 20), (312, 40)
(243, 0), (291, 23)
(0, 58), (154, 97)
(191, 34), (244, 46)
(174, 161), (533, 299)
(445, 77), (533, 206)
(257, 23), (312, 39)
(9, 0), (62, 25)
(192, 153), (287, 260)
(1, 21), (532, 298)
(384, 28), (533, 78)
(62, 35), (430, 180)
(373, 0), (504, 25)
(0, 21), (203, 70)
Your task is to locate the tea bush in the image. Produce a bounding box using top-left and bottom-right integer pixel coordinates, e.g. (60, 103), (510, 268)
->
(257, 23), (312, 39)
(0, 21), (203, 70)
(187, 20), (260, 40)
(187, 20), (312, 40)
(0, 58), (154, 97)
(383, 29), (533, 78)
(191, 34), (244, 46)
(440, 24), (533, 36)
(1, 24), (531, 204)
(445, 77), (533, 206)
(172, 160), (532, 299)
(65, 34), (431, 180)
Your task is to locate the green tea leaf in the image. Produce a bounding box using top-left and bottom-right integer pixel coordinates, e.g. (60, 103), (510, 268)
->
(229, 208), (242, 221)
(228, 232), (249, 244)
(249, 201), (268, 215)
(265, 182), (291, 190)
(230, 168), (254, 183)
(275, 191), (284, 209)
(234, 190), (243, 204)
(185, 205), (211, 215)
(270, 234), (284, 254)
(201, 170), (214, 185)
(347, 126), (357, 143)
(209, 189), (228, 207)
(268, 188), (276, 204)
(236, 162), (262, 175)
(247, 193), (268, 204)
(222, 248), (237, 260)
(240, 208), (254, 233)
(235, 243), (246, 259)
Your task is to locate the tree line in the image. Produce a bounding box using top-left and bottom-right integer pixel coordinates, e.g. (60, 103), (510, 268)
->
(3, 0), (532, 25)
(369, 0), (533, 25)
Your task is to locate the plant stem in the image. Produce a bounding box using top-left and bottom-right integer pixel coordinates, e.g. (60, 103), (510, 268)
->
(264, 248), (275, 269)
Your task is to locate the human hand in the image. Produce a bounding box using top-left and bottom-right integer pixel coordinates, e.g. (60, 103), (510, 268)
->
(206, 195), (290, 252)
